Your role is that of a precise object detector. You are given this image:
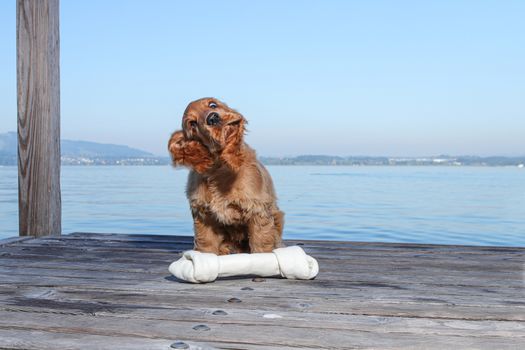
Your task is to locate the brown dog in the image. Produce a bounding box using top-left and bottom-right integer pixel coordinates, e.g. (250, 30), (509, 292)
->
(168, 98), (284, 255)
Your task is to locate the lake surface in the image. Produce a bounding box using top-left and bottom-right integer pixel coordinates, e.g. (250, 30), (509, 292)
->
(1, 165), (524, 246)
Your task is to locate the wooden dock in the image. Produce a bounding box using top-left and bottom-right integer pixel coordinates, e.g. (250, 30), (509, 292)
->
(0, 233), (523, 349)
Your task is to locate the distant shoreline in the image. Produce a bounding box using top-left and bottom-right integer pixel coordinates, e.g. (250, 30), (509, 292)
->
(1, 132), (523, 167)
(1, 156), (524, 167)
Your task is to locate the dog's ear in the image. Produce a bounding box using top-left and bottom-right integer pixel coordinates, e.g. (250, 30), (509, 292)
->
(168, 130), (185, 165)
(168, 130), (214, 173)
(220, 114), (246, 171)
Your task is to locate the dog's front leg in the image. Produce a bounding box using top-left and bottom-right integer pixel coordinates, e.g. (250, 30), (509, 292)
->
(247, 211), (281, 253)
(192, 212), (224, 255)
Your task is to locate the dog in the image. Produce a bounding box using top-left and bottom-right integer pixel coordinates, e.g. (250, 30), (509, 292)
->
(168, 98), (284, 255)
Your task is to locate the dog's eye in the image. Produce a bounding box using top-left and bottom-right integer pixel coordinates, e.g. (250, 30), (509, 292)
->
(209, 102), (217, 109)
(189, 121), (197, 128)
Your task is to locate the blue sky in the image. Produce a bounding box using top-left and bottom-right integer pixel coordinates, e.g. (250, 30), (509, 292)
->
(1, 0), (524, 156)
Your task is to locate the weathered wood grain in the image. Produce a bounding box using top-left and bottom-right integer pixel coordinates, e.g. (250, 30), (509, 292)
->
(0, 328), (219, 350)
(0, 328), (313, 350)
(0, 236), (34, 247)
(0, 309), (523, 350)
(17, 0), (61, 237)
(0, 233), (524, 349)
(2, 297), (523, 338)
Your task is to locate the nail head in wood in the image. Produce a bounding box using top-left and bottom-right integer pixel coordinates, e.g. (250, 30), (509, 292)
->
(212, 310), (228, 315)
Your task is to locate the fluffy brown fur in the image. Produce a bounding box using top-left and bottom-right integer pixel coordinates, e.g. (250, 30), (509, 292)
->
(168, 98), (284, 255)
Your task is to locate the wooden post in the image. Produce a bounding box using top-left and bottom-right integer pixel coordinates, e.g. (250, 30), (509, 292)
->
(17, 0), (61, 237)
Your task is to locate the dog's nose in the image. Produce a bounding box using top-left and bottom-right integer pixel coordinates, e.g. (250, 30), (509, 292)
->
(206, 112), (221, 126)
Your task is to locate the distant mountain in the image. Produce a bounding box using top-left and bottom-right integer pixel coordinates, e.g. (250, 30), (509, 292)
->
(0, 131), (17, 156)
(0, 131), (155, 165)
(0, 131), (153, 157)
(61, 139), (153, 158)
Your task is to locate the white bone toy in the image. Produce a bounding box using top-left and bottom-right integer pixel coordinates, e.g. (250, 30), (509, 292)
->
(169, 246), (319, 283)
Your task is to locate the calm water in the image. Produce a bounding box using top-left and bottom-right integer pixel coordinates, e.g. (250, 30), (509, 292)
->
(0, 165), (524, 246)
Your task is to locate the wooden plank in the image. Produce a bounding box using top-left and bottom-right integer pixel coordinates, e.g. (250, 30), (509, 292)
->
(0, 256), (523, 297)
(6, 239), (525, 268)
(0, 255), (522, 292)
(1, 282), (524, 322)
(1, 247), (522, 280)
(4, 276), (525, 317)
(2, 300), (524, 339)
(0, 310), (523, 349)
(68, 232), (194, 242)
(1, 244), (523, 288)
(12, 236), (525, 265)
(0, 272), (522, 312)
(16, 0), (61, 237)
(66, 232), (525, 252)
(27, 236), (521, 268)
(0, 328), (322, 350)
(0, 236), (34, 247)
(0, 328), (218, 350)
